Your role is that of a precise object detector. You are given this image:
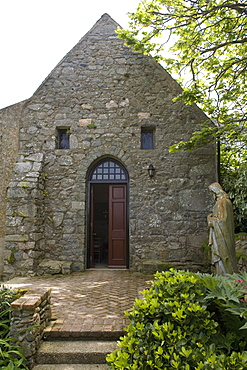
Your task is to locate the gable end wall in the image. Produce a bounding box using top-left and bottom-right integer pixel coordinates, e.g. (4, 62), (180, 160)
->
(1, 14), (216, 278)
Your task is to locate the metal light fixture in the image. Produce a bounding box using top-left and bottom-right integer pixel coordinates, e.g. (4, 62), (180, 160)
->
(148, 164), (155, 178)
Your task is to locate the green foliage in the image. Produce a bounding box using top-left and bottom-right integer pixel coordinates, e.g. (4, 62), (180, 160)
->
(107, 269), (247, 369)
(221, 150), (247, 232)
(19, 182), (29, 189)
(235, 233), (247, 242)
(7, 249), (18, 264)
(119, 0), (247, 233)
(47, 216), (54, 223)
(18, 211), (27, 218)
(0, 286), (28, 369)
(88, 123), (96, 129)
(0, 336), (28, 370)
(169, 122), (218, 152)
(118, 0), (247, 153)
(197, 273), (247, 351)
(0, 287), (20, 322)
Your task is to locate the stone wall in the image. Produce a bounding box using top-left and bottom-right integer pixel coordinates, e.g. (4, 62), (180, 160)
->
(4, 153), (45, 277)
(1, 14), (216, 278)
(0, 101), (27, 278)
(10, 288), (51, 369)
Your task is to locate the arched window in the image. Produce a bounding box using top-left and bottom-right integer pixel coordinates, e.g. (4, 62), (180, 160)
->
(90, 159), (128, 182)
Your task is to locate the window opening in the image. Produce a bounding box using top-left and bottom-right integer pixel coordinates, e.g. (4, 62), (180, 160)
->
(57, 128), (70, 149)
(141, 127), (155, 150)
(90, 160), (127, 182)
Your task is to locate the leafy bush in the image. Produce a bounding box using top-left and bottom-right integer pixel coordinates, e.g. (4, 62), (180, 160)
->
(0, 286), (24, 321)
(198, 273), (247, 352)
(221, 149), (247, 233)
(106, 269), (247, 369)
(0, 286), (28, 369)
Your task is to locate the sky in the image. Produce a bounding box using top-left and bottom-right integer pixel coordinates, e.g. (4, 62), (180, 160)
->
(0, 0), (142, 110)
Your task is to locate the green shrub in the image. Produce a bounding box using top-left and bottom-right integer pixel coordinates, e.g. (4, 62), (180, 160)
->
(0, 286), (25, 322)
(197, 272), (247, 353)
(106, 269), (247, 369)
(221, 159), (247, 233)
(0, 286), (28, 369)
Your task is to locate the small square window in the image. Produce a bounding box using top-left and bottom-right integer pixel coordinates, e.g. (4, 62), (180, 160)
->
(141, 127), (155, 150)
(56, 128), (70, 149)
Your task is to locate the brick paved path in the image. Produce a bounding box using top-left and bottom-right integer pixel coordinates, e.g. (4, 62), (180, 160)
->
(7, 270), (152, 339)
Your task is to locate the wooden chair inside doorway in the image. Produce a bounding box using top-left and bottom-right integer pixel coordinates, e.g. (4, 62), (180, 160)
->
(93, 237), (103, 263)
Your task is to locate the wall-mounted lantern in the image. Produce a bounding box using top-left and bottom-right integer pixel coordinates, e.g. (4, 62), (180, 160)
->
(148, 164), (155, 178)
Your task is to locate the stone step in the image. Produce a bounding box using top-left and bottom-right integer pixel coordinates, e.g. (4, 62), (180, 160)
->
(35, 340), (117, 365)
(43, 324), (124, 341)
(33, 365), (109, 370)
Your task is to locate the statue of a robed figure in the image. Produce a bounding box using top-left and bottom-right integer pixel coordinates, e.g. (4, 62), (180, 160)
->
(207, 183), (238, 275)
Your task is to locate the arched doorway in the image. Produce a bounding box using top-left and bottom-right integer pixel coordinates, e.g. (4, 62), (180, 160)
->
(88, 158), (129, 269)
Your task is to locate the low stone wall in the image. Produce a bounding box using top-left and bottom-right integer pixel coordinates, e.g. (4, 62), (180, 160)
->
(236, 234), (247, 272)
(10, 288), (51, 369)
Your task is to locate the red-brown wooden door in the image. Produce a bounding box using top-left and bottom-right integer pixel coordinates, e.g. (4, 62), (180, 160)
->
(108, 184), (127, 268)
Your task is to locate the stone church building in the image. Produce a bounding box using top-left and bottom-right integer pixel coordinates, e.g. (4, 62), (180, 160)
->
(0, 14), (216, 280)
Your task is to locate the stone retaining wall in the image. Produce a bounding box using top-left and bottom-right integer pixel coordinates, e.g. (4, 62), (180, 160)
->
(10, 288), (51, 369)
(236, 235), (247, 272)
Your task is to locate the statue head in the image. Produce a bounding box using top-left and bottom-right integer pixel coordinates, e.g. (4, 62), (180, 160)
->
(209, 182), (228, 200)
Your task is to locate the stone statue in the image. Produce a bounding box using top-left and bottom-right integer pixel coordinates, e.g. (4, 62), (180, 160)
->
(208, 182), (238, 275)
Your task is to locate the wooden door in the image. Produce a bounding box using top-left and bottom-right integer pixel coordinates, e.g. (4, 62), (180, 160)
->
(108, 184), (127, 268)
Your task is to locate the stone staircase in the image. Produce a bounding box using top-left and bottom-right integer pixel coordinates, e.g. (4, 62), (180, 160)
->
(33, 338), (117, 369)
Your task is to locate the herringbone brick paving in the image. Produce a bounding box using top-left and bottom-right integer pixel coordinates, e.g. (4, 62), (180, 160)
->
(7, 269), (152, 338)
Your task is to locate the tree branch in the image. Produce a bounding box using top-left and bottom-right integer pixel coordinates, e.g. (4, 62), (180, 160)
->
(200, 38), (247, 54)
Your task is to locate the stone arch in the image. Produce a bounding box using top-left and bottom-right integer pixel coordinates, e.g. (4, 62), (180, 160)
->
(87, 154), (129, 183)
(77, 146), (132, 182)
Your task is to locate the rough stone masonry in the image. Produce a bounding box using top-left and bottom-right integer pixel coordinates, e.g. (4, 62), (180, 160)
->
(0, 14), (216, 279)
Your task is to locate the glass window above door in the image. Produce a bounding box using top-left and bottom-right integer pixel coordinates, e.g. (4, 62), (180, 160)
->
(90, 160), (127, 182)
